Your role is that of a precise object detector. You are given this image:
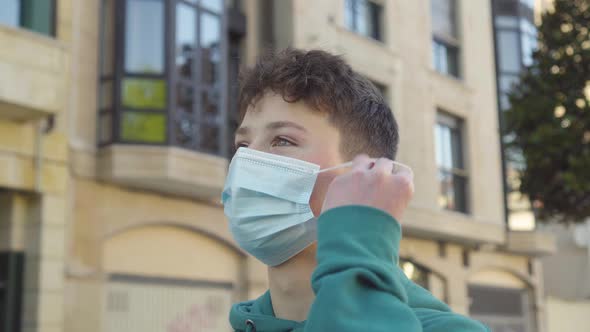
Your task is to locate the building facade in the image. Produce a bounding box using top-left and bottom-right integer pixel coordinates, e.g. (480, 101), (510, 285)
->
(0, 1), (556, 332)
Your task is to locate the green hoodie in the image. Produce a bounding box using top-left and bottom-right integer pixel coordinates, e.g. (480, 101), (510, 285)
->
(230, 206), (490, 332)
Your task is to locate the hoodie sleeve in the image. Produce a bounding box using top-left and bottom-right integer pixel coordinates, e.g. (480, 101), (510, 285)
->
(305, 205), (489, 332)
(403, 276), (491, 332)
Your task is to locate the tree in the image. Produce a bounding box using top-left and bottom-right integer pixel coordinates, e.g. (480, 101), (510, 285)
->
(505, 0), (590, 223)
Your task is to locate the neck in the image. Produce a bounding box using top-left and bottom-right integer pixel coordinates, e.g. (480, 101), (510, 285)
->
(267, 244), (317, 322)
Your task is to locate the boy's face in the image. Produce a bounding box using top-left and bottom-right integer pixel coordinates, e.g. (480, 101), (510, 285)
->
(235, 92), (346, 216)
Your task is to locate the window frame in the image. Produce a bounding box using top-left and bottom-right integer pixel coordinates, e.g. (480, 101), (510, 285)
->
(344, 0), (385, 42)
(435, 111), (469, 214)
(0, 0), (57, 37)
(431, 0), (461, 78)
(98, 0), (230, 157)
(491, 0), (538, 227)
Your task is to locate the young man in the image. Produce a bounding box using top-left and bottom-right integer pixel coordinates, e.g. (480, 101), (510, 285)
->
(221, 48), (489, 332)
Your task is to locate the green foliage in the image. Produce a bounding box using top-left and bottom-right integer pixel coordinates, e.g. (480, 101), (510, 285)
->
(505, 0), (590, 223)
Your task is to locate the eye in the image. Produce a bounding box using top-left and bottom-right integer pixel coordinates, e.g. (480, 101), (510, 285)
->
(271, 136), (295, 147)
(235, 141), (249, 149)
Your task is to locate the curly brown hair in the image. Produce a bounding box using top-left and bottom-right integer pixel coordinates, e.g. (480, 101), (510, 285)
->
(238, 48), (399, 160)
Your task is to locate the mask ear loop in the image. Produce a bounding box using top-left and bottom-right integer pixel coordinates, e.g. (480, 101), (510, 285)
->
(316, 160), (414, 179)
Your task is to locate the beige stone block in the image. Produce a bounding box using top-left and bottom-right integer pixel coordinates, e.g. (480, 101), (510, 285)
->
(40, 162), (68, 194)
(37, 326), (64, 332)
(97, 145), (227, 201)
(0, 62), (63, 119)
(0, 152), (34, 190)
(64, 279), (104, 332)
(0, 26), (66, 71)
(37, 291), (65, 326)
(70, 148), (97, 178)
(39, 260), (65, 292)
(42, 194), (67, 226)
(39, 225), (67, 260)
(0, 120), (35, 155)
(42, 132), (69, 162)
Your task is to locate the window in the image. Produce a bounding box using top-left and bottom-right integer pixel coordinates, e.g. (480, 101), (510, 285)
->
(492, 0), (538, 230)
(468, 285), (535, 332)
(345, 0), (383, 41)
(99, 0), (231, 156)
(434, 112), (468, 213)
(400, 259), (447, 302)
(0, 0), (56, 36)
(493, 0), (537, 111)
(0, 252), (25, 332)
(431, 0), (460, 77)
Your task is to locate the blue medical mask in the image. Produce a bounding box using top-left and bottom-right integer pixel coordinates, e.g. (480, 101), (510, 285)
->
(221, 147), (413, 266)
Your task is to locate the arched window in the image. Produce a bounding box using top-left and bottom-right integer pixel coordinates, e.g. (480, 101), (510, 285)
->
(399, 258), (448, 302)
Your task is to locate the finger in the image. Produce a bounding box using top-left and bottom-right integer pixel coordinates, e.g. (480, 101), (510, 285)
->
(393, 169), (415, 194)
(393, 162), (414, 181)
(372, 157), (395, 175)
(352, 154), (373, 170)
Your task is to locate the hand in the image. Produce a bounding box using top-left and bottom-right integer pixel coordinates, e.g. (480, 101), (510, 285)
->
(321, 154), (414, 222)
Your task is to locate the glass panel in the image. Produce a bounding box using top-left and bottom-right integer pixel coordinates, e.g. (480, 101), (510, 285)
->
(450, 127), (463, 169)
(520, 0), (535, 9)
(500, 91), (510, 110)
(99, 112), (113, 143)
(176, 3), (196, 79)
(438, 170), (455, 209)
(497, 30), (521, 72)
(453, 175), (468, 212)
(202, 89), (219, 118)
(400, 260), (429, 289)
(100, 80), (114, 109)
(438, 124), (453, 169)
(122, 78), (167, 109)
(520, 19), (537, 67)
(435, 124), (444, 166)
(433, 40), (447, 73)
(344, 0), (355, 30)
(0, 0), (20, 27)
(500, 74), (520, 93)
(356, 0), (369, 36)
(21, 0), (55, 36)
(495, 16), (519, 29)
(177, 83), (194, 110)
(101, 0), (115, 76)
(175, 111), (197, 148)
(445, 44), (459, 77)
(431, 0), (456, 37)
(433, 40), (459, 77)
(201, 0), (224, 13)
(200, 124), (220, 153)
(368, 1), (382, 41)
(200, 12), (222, 85)
(121, 112), (167, 143)
(125, 0), (164, 73)
(174, 83), (196, 147)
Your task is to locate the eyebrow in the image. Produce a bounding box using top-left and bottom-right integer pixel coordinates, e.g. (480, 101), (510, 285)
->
(235, 121), (308, 137)
(266, 121), (308, 132)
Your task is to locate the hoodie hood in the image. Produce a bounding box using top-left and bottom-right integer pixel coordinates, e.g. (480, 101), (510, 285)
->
(229, 291), (305, 332)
